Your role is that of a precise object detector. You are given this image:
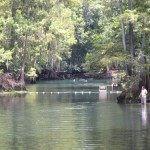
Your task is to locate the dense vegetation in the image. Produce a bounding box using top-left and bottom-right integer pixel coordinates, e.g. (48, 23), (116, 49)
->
(0, 0), (150, 93)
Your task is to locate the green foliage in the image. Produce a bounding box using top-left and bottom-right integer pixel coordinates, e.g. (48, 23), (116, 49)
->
(82, 0), (150, 84)
(26, 67), (37, 81)
(0, 49), (12, 63)
(0, 0), (149, 86)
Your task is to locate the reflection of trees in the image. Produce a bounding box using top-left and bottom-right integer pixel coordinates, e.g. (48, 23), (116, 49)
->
(0, 94), (26, 110)
(116, 104), (150, 150)
(72, 93), (98, 103)
(0, 95), (26, 150)
(0, 93), (81, 150)
(140, 104), (149, 150)
(78, 103), (150, 150)
(28, 98), (79, 150)
(99, 92), (107, 101)
(83, 104), (125, 150)
(1, 91), (150, 150)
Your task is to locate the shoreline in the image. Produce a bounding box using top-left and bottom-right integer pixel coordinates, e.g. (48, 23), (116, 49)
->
(0, 90), (28, 96)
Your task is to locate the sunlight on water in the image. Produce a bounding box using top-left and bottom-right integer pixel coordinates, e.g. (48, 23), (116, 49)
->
(0, 80), (149, 150)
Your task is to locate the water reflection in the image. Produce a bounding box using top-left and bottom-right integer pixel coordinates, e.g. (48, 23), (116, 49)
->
(99, 92), (107, 101)
(141, 104), (148, 128)
(0, 94), (25, 110)
(0, 80), (150, 150)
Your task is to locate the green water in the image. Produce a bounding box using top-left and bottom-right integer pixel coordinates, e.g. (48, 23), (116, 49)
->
(0, 80), (149, 150)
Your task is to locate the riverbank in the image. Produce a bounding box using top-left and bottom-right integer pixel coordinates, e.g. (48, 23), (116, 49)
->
(0, 73), (26, 91)
(117, 88), (150, 104)
(0, 90), (28, 96)
(36, 70), (118, 80)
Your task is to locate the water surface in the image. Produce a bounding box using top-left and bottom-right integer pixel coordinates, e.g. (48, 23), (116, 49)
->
(0, 80), (149, 150)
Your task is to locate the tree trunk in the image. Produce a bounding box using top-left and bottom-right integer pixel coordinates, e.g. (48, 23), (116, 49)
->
(106, 65), (109, 72)
(11, 0), (16, 18)
(48, 70), (58, 79)
(128, 0), (134, 76)
(146, 72), (150, 92)
(119, 0), (130, 76)
(10, 0), (16, 48)
(19, 32), (28, 87)
(119, 0), (126, 52)
(129, 22), (134, 59)
(144, 57), (150, 91)
(141, 17), (150, 91)
(20, 60), (25, 87)
(141, 18), (146, 51)
(147, 71), (150, 92)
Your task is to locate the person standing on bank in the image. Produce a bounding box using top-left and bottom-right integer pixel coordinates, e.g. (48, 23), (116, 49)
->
(140, 86), (148, 104)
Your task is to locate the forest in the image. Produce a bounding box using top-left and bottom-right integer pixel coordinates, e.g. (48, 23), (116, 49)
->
(0, 0), (150, 97)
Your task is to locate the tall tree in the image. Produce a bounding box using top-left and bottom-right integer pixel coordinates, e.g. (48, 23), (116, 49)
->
(119, 0), (129, 76)
(128, 0), (134, 75)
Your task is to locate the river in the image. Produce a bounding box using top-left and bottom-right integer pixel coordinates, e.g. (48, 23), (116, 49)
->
(0, 80), (149, 150)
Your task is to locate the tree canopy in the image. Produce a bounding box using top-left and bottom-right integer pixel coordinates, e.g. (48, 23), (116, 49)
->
(0, 0), (149, 90)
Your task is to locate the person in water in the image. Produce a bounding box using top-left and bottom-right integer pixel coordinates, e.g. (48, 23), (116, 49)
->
(139, 86), (148, 104)
(111, 82), (118, 91)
